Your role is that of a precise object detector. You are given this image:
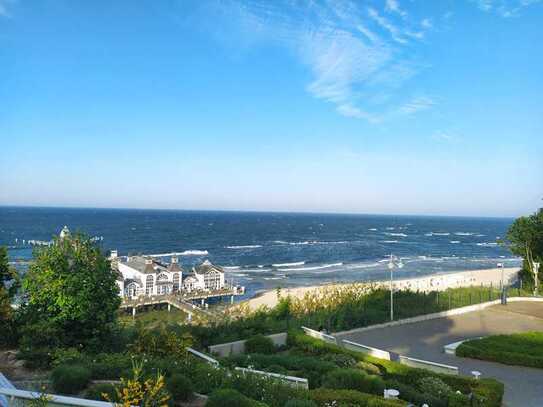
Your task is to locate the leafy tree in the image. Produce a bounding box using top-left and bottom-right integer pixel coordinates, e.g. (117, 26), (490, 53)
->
(0, 246), (18, 347)
(507, 208), (543, 293)
(0, 246), (19, 296)
(20, 233), (121, 350)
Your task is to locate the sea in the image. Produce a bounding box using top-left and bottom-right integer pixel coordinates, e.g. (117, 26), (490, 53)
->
(0, 206), (520, 300)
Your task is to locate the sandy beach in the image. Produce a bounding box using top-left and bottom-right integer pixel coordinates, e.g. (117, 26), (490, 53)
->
(244, 267), (520, 310)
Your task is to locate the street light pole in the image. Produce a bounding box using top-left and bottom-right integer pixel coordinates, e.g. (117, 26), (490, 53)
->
(388, 254), (404, 321)
(497, 262), (506, 305)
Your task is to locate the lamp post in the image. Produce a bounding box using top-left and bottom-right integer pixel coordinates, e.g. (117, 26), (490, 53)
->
(388, 254), (404, 321)
(497, 263), (506, 305)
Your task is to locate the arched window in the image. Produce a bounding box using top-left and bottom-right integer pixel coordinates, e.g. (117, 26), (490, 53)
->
(146, 275), (154, 295)
(157, 273), (169, 282)
(126, 282), (138, 298)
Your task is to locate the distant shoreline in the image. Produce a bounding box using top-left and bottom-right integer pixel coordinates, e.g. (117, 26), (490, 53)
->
(243, 267), (520, 310)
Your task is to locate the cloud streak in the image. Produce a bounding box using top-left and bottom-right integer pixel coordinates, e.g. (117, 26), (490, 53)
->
(472, 0), (542, 16)
(201, 0), (433, 122)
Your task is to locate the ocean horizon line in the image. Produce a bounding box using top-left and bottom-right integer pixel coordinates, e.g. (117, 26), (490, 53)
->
(0, 204), (516, 220)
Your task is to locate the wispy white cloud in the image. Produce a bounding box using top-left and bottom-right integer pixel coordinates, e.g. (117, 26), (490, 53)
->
(385, 0), (408, 18)
(399, 96), (435, 115)
(472, 0), (542, 17)
(432, 130), (459, 142)
(368, 7), (407, 44)
(200, 0), (433, 122)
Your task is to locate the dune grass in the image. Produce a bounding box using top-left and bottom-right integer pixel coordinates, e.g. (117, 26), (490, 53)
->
(456, 331), (543, 368)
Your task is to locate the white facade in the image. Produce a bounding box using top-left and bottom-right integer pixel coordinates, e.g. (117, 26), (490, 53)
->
(114, 255), (225, 298)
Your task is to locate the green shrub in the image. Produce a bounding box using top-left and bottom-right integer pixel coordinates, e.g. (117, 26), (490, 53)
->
(206, 389), (265, 407)
(385, 379), (445, 407)
(418, 376), (452, 398)
(284, 400), (318, 407)
(51, 348), (86, 368)
(17, 348), (54, 370)
(309, 388), (404, 406)
(88, 353), (133, 380)
(457, 332), (543, 369)
(319, 353), (357, 368)
(225, 371), (308, 407)
(323, 368), (384, 395)
(356, 361), (382, 376)
(230, 353), (336, 388)
(167, 373), (194, 402)
(51, 364), (91, 395)
(83, 383), (118, 402)
(191, 363), (227, 394)
(245, 334), (276, 354)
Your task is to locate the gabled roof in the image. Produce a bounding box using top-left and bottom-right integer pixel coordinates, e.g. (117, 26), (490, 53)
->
(122, 256), (167, 274)
(193, 259), (224, 275)
(167, 262), (182, 273)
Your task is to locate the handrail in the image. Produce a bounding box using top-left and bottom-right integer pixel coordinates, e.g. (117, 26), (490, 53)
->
(234, 367), (309, 389)
(0, 387), (114, 407)
(187, 347), (219, 366)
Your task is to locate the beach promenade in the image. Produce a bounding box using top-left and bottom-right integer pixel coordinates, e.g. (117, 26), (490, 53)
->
(245, 267), (519, 310)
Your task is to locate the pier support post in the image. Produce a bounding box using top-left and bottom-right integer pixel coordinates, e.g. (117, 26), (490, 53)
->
(132, 307), (136, 318)
(168, 303), (171, 312)
(187, 312), (192, 322)
(201, 299), (205, 306)
(231, 295), (234, 304)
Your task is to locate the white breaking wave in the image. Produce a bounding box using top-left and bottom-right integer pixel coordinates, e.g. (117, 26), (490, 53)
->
(278, 262), (343, 272)
(454, 232), (475, 236)
(476, 242), (498, 247)
(226, 245), (263, 249)
(368, 228), (378, 231)
(385, 233), (407, 237)
(272, 261), (305, 267)
(381, 240), (399, 243)
(426, 232), (450, 236)
(223, 266), (241, 270)
(450, 241), (460, 244)
(273, 240), (288, 244)
(179, 250), (208, 256)
(386, 227), (395, 230)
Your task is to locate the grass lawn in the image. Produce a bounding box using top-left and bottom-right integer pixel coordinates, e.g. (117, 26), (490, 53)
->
(456, 331), (543, 368)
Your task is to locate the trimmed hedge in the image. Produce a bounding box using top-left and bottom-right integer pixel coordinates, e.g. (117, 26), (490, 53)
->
(288, 330), (504, 407)
(245, 334), (276, 354)
(309, 388), (405, 407)
(225, 353), (337, 388)
(51, 364), (91, 395)
(456, 332), (543, 369)
(323, 368), (385, 395)
(206, 389), (266, 407)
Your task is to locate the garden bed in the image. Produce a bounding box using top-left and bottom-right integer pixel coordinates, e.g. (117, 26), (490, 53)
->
(456, 331), (543, 368)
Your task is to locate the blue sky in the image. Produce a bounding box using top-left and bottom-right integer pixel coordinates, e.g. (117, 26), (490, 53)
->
(0, 0), (542, 217)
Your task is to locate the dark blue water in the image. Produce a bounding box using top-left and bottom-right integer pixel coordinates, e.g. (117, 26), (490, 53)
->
(0, 207), (520, 298)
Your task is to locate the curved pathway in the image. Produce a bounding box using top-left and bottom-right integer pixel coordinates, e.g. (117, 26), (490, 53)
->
(335, 301), (543, 407)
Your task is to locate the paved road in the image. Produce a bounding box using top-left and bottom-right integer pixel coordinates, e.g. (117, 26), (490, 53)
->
(336, 302), (543, 407)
